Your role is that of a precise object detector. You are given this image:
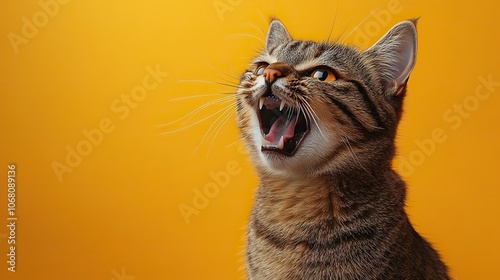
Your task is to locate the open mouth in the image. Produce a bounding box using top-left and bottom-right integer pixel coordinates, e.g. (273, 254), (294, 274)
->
(256, 92), (309, 156)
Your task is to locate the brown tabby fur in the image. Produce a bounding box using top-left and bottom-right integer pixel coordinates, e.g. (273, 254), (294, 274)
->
(236, 18), (450, 280)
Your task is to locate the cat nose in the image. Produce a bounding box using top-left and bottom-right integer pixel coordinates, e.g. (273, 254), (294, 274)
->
(263, 68), (281, 83)
(263, 62), (293, 84)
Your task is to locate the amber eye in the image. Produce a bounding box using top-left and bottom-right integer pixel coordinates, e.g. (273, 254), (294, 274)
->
(255, 64), (268, 75)
(311, 68), (337, 81)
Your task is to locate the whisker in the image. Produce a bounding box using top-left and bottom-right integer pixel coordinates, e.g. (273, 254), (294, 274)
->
(332, 18), (352, 44)
(245, 22), (265, 36)
(341, 136), (365, 170)
(158, 95), (235, 127)
(204, 62), (243, 81)
(251, 48), (264, 56)
(169, 93), (233, 102)
(225, 33), (265, 44)
(304, 105), (325, 139)
(295, 106), (301, 124)
(227, 64), (243, 80)
(159, 96), (234, 130)
(225, 138), (243, 148)
(191, 103), (235, 156)
(255, 6), (268, 26)
(340, 9), (378, 44)
(178, 79), (242, 89)
(341, 136), (380, 182)
(326, 0), (341, 42)
(214, 75), (243, 89)
(366, 123), (385, 130)
(206, 110), (236, 158)
(299, 99), (326, 139)
(286, 107), (293, 122)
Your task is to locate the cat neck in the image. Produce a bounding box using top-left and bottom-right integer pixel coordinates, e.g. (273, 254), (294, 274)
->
(254, 166), (407, 228)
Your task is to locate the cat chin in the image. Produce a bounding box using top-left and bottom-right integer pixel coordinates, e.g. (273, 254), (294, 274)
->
(256, 153), (312, 177)
(255, 153), (323, 178)
(252, 129), (334, 177)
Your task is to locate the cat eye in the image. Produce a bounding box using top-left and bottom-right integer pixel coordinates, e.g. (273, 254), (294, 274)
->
(255, 64), (268, 75)
(310, 68), (337, 82)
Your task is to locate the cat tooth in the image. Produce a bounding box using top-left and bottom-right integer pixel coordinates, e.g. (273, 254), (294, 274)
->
(260, 134), (270, 145)
(279, 100), (285, 111)
(259, 97), (265, 110)
(278, 136), (284, 150)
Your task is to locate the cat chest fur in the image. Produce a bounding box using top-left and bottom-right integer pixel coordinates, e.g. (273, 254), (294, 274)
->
(246, 172), (416, 280)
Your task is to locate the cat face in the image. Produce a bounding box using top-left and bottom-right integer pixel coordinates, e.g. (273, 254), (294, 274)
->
(236, 20), (417, 177)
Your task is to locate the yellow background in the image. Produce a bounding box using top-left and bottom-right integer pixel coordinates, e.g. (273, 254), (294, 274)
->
(1, 0), (499, 279)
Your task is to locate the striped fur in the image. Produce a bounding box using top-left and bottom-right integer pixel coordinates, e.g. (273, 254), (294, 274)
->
(236, 19), (449, 279)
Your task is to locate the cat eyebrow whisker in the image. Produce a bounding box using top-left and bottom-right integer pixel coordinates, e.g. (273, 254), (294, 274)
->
(254, 6), (268, 27)
(245, 22), (266, 36)
(340, 9), (378, 44)
(326, 0), (341, 42)
(158, 95), (235, 127)
(332, 18), (352, 44)
(225, 33), (265, 44)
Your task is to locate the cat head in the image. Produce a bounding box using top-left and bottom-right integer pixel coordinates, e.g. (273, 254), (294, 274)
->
(236, 19), (418, 178)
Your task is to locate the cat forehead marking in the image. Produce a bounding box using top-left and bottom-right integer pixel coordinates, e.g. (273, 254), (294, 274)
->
(294, 59), (324, 72)
(268, 41), (335, 71)
(258, 53), (326, 72)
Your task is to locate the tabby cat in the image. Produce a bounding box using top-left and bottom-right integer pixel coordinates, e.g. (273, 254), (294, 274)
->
(235, 18), (450, 279)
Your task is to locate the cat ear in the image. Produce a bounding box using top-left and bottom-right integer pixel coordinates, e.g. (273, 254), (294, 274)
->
(266, 20), (292, 52)
(364, 19), (418, 96)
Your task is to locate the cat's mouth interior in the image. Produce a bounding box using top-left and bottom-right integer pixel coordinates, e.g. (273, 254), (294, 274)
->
(256, 92), (309, 156)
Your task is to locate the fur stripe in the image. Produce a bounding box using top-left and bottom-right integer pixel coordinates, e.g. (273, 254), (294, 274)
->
(326, 95), (371, 134)
(246, 250), (257, 274)
(312, 44), (329, 59)
(348, 80), (386, 130)
(300, 41), (313, 52)
(285, 41), (301, 52)
(251, 218), (288, 249)
(252, 215), (376, 251)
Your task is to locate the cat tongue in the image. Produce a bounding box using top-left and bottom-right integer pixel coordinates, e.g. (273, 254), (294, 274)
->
(265, 115), (297, 146)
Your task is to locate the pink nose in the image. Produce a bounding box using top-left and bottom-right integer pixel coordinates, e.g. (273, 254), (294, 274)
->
(263, 68), (282, 83)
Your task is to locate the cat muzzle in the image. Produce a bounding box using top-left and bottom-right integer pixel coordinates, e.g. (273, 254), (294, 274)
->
(257, 91), (309, 156)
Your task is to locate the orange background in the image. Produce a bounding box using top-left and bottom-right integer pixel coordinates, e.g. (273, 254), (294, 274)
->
(0, 0), (499, 279)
